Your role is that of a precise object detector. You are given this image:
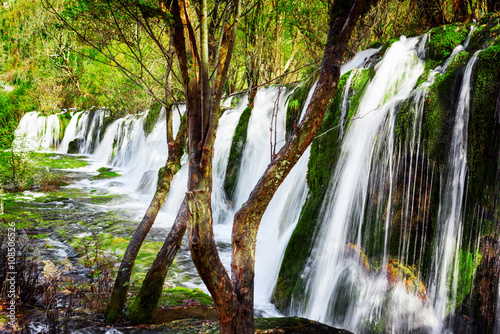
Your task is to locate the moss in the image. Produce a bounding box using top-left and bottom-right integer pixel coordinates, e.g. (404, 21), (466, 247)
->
(143, 102), (162, 135)
(159, 287), (213, 307)
(427, 23), (469, 62)
(422, 50), (470, 166)
(223, 106), (252, 201)
(94, 167), (120, 179)
(30, 152), (88, 170)
(285, 83), (312, 139)
(452, 249), (482, 310)
(467, 13), (500, 52)
(275, 68), (373, 311)
(99, 116), (115, 142)
(467, 45), (500, 207)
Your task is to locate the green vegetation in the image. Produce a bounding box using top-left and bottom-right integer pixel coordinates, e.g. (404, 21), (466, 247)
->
(427, 23), (469, 63)
(143, 102), (163, 135)
(452, 249), (482, 310)
(467, 44), (500, 206)
(94, 167), (120, 179)
(285, 82), (313, 139)
(159, 287), (213, 307)
(0, 152), (88, 191)
(422, 50), (470, 166)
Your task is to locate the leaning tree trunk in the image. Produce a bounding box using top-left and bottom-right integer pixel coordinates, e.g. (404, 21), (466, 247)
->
(127, 199), (188, 323)
(230, 0), (369, 331)
(105, 114), (187, 322)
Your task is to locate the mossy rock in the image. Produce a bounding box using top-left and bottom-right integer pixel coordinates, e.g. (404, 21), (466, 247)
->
(427, 23), (469, 62)
(94, 167), (120, 179)
(422, 50), (470, 166)
(467, 44), (500, 207)
(159, 287), (213, 307)
(255, 317), (353, 333)
(144, 102), (162, 135)
(100, 116), (116, 141)
(285, 83), (312, 139)
(223, 106), (252, 201)
(68, 137), (85, 154)
(467, 12), (500, 52)
(57, 112), (72, 142)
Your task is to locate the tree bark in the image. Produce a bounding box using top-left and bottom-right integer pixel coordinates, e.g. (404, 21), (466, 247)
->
(176, 1), (242, 333)
(230, 0), (368, 331)
(127, 199), (188, 323)
(105, 115), (187, 322)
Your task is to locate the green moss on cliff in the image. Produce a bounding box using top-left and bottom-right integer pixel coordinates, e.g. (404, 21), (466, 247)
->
(223, 107), (252, 201)
(285, 84), (311, 139)
(467, 12), (500, 51)
(57, 112), (72, 142)
(427, 23), (469, 63)
(423, 50), (470, 166)
(143, 102), (162, 135)
(453, 249), (482, 310)
(467, 45), (500, 206)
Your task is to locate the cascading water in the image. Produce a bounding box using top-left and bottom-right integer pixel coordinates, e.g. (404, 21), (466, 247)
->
(428, 50), (482, 332)
(286, 27), (489, 333)
(13, 111), (60, 150)
(297, 36), (431, 332)
(254, 48), (380, 315)
(11, 25), (498, 333)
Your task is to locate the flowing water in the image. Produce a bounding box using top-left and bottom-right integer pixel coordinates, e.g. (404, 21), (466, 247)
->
(297, 36), (430, 332)
(428, 50), (481, 333)
(11, 32), (496, 333)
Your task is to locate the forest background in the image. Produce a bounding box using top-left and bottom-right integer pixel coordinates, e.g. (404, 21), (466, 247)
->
(1, 0), (495, 151)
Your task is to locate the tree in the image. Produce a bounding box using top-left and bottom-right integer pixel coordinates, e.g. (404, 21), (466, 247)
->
(107, 0), (370, 331)
(49, 0), (373, 331)
(150, 0), (370, 332)
(43, 0), (190, 321)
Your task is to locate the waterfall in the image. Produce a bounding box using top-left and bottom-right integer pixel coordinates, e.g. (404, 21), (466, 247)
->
(13, 111), (60, 151)
(297, 36), (429, 332)
(12, 26), (497, 333)
(212, 95), (248, 226)
(428, 50), (481, 331)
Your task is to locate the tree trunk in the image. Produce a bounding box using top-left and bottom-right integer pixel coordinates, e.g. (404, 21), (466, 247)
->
(127, 199), (188, 324)
(230, 0), (368, 332)
(105, 114), (187, 323)
(186, 189), (238, 333)
(453, 0), (470, 22)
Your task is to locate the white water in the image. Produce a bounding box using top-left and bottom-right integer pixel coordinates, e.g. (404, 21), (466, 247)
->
(13, 111), (60, 151)
(428, 51), (481, 332)
(298, 37), (430, 332)
(12, 34), (494, 333)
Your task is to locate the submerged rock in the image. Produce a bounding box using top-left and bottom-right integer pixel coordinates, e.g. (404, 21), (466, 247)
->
(67, 137), (85, 154)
